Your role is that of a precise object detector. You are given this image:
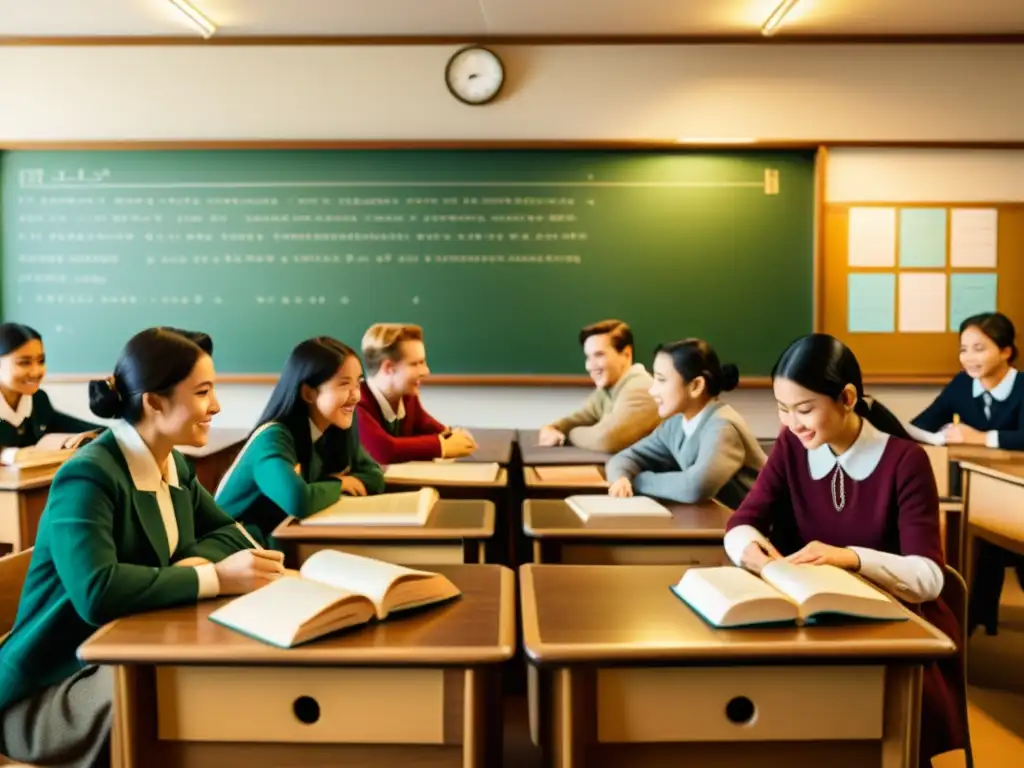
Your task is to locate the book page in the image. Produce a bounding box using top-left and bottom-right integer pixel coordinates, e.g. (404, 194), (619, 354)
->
(761, 561), (892, 608)
(384, 461), (499, 484)
(299, 550), (435, 617)
(534, 465), (606, 484)
(302, 487), (439, 526)
(673, 566), (797, 627)
(566, 494), (671, 520)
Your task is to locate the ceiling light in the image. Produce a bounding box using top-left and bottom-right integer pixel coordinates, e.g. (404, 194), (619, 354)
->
(762, 0), (801, 37)
(167, 0), (217, 39)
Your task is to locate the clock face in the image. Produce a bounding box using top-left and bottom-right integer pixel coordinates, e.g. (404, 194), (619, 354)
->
(445, 46), (505, 106)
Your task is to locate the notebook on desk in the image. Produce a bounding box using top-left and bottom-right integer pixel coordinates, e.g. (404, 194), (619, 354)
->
(566, 494), (672, 527)
(671, 562), (906, 628)
(534, 465), (606, 484)
(209, 550), (461, 648)
(384, 461), (499, 484)
(301, 487), (440, 526)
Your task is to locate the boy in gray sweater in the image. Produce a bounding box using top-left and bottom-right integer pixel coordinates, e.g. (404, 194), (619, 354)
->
(606, 339), (766, 509)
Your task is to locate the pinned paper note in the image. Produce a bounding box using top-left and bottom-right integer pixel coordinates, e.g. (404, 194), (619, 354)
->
(848, 208), (897, 268)
(847, 273), (895, 333)
(899, 208), (947, 268)
(950, 208), (997, 268)
(950, 273), (998, 331)
(898, 273), (947, 333)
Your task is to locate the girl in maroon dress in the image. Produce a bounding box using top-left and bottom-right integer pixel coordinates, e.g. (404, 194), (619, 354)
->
(725, 334), (965, 765)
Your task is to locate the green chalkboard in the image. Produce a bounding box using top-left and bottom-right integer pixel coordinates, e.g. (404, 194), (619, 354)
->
(1, 150), (814, 376)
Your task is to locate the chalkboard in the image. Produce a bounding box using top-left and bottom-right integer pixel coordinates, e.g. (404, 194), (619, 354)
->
(1, 150), (815, 377)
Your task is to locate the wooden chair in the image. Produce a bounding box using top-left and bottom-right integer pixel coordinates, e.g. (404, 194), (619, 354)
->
(931, 564), (974, 768)
(0, 548), (34, 767)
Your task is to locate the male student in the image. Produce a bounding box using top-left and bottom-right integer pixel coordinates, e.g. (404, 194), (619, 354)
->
(538, 319), (661, 453)
(357, 323), (476, 464)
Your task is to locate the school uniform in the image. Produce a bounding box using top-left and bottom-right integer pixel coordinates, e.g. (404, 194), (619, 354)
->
(215, 420), (385, 545)
(605, 401), (766, 509)
(724, 423), (964, 766)
(911, 368), (1024, 632)
(0, 389), (102, 450)
(356, 380), (447, 464)
(0, 423), (251, 768)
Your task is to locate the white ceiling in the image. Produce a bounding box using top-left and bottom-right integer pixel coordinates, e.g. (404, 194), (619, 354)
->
(1, 0), (1022, 38)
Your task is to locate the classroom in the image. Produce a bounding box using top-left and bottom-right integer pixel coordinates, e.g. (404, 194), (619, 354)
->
(1, 1), (1024, 767)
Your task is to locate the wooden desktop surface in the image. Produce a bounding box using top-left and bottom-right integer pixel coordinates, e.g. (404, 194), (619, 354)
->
(961, 459), (1024, 485)
(0, 465), (58, 491)
(520, 564), (955, 665)
(523, 465), (608, 490)
(516, 430), (611, 466)
(458, 428), (515, 465)
(272, 499), (495, 541)
(80, 565), (515, 666)
(523, 498), (731, 540)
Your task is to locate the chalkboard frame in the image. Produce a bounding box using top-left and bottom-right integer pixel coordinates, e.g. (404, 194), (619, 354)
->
(1, 138), (826, 386)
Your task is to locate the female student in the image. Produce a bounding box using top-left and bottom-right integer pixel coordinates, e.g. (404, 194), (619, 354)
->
(216, 336), (386, 545)
(0, 323), (103, 457)
(911, 311), (1024, 635)
(605, 338), (766, 509)
(724, 333), (963, 766)
(0, 327), (283, 768)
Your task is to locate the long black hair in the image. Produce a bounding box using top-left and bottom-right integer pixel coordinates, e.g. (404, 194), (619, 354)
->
(0, 323), (42, 357)
(87, 328), (211, 424)
(772, 334), (909, 439)
(654, 338), (739, 397)
(256, 336), (361, 471)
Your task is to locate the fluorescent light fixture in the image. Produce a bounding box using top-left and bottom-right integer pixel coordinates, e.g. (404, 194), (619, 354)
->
(675, 137), (758, 145)
(762, 0), (801, 36)
(168, 0), (218, 38)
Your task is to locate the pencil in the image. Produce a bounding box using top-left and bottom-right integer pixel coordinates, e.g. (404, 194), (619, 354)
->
(235, 522), (265, 551)
(953, 413), (960, 425)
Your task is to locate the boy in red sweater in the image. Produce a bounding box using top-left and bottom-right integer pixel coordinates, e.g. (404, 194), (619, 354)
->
(357, 323), (476, 464)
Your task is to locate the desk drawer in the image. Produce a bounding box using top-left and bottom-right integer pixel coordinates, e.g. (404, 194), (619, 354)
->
(156, 666), (446, 744)
(597, 666), (884, 742)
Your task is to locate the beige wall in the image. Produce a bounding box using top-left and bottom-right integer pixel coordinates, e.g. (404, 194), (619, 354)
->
(5, 45), (1021, 434)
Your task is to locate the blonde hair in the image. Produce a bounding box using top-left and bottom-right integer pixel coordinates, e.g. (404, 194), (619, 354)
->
(361, 323), (424, 375)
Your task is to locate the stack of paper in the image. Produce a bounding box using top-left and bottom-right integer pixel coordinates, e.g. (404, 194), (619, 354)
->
(384, 461), (500, 484)
(534, 465), (607, 484)
(301, 488), (440, 527)
(566, 494), (672, 527)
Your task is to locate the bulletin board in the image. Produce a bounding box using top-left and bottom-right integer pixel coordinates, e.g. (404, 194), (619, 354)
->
(821, 203), (1024, 381)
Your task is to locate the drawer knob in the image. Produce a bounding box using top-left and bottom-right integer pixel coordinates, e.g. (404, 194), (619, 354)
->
(293, 695), (321, 725)
(725, 696), (756, 726)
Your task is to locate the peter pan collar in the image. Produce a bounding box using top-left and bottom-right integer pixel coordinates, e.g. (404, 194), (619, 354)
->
(807, 419), (890, 481)
(972, 367), (1018, 401)
(0, 394), (32, 428)
(111, 420), (179, 491)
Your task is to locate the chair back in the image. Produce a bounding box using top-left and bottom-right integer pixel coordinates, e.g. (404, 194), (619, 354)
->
(941, 564), (973, 768)
(0, 547), (32, 640)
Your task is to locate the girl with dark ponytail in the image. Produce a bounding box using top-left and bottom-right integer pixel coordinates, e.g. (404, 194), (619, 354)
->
(724, 333), (963, 766)
(0, 328), (283, 768)
(605, 338), (766, 509)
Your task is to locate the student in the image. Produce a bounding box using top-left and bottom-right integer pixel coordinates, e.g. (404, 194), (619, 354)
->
(910, 312), (1024, 634)
(0, 323), (103, 459)
(605, 339), (766, 509)
(216, 337), (385, 545)
(356, 323), (475, 464)
(0, 327), (283, 768)
(723, 333), (963, 766)
(538, 319), (660, 453)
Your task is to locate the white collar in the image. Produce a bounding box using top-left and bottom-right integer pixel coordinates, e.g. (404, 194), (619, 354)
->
(111, 420), (179, 491)
(367, 378), (405, 422)
(310, 419), (324, 443)
(972, 367), (1018, 401)
(681, 403), (712, 438)
(807, 419), (890, 481)
(0, 393), (33, 428)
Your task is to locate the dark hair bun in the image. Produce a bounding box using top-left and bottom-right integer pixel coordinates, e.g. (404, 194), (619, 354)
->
(88, 378), (123, 420)
(719, 363), (740, 393)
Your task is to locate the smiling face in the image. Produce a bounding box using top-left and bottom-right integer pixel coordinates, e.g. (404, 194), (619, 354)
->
(147, 353), (219, 448)
(959, 324), (1011, 381)
(0, 339), (45, 398)
(650, 351), (706, 419)
(305, 354), (363, 431)
(774, 377), (856, 450)
(583, 333), (632, 390)
(386, 340), (430, 397)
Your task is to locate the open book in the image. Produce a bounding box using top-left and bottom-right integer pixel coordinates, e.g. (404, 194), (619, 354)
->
(301, 487), (440, 526)
(534, 465), (607, 484)
(671, 561), (907, 628)
(209, 550), (462, 648)
(566, 494), (672, 527)
(384, 461), (499, 484)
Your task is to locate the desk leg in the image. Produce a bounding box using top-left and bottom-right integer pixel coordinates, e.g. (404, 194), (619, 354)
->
(548, 668), (596, 768)
(463, 667), (502, 768)
(112, 665), (154, 768)
(881, 665), (922, 768)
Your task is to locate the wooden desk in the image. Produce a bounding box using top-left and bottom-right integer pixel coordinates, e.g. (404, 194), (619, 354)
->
(80, 565), (515, 768)
(921, 443), (1024, 500)
(272, 499), (496, 567)
(177, 427), (249, 492)
(524, 498), (731, 566)
(961, 461), (1024, 597)
(0, 465), (56, 554)
(459, 428), (515, 465)
(521, 564), (955, 768)
(523, 465), (608, 499)
(386, 468), (508, 500)
(517, 430), (611, 466)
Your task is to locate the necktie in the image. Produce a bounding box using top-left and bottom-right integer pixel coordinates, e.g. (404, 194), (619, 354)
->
(309, 436), (325, 480)
(982, 392), (993, 421)
(387, 418), (402, 437)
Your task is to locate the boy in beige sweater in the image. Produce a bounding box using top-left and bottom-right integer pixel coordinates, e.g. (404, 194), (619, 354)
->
(539, 319), (661, 453)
